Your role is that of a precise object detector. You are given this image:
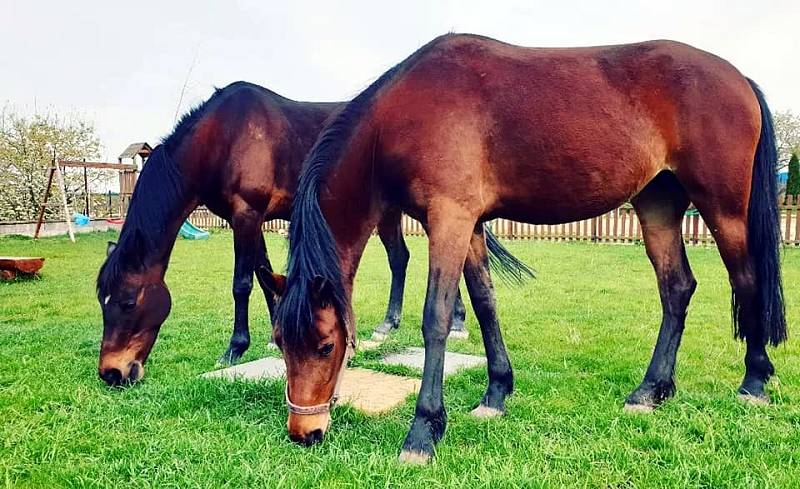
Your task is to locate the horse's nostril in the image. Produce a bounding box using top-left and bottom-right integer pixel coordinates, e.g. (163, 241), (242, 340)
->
(306, 429), (324, 446)
(100, 368), (123, 386)
(288, 429), (324, 447)
(128, 362), (141, 382)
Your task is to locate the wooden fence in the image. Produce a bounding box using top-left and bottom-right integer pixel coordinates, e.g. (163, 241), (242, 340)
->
(188, 196), (800, 246)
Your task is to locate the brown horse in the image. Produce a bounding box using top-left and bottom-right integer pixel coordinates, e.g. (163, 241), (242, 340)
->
(272, 34), (786, 462)
(95, 81), (529, 385)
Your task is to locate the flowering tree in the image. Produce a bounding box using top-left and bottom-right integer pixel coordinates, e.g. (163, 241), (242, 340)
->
(774, 110), (800, 171)
(0, 108), (105, 221)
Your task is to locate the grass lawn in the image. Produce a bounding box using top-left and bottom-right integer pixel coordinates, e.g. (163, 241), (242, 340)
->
(1, 230), (799, 487)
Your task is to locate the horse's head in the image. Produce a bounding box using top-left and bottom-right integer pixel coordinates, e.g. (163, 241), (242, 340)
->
(266, 272), (350, 446)
(97, 239), (171, 386)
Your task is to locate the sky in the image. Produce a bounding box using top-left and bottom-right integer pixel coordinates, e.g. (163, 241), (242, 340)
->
(2, 0), (799, 161)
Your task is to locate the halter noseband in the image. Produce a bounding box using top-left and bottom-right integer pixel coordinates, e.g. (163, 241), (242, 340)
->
(285, 341), (354, 416)
(285, 383), (338, 415)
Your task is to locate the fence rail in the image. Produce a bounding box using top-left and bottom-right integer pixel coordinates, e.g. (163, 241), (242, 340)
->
(188, 196), (800, 246)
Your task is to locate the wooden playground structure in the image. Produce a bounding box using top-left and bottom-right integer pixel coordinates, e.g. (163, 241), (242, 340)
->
(33, 143), (150, 241)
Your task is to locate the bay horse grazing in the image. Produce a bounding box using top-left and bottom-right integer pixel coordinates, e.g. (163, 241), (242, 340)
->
(95, 81), (528, 385)
(272, 34), (786, 462)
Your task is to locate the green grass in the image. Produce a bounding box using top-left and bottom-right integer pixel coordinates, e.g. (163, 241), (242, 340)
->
(1, 230), (799, 488)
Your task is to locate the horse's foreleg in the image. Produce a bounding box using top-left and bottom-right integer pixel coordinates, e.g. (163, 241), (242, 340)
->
(399, 206), (474, 464)
(218, 209), (262, 365)
(372, 210), (409, 340)
(625, 174), (696, 411)
(463, 225), (512, 416)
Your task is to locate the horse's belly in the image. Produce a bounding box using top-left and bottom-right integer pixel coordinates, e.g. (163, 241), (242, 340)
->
(492, 163), (657, 224)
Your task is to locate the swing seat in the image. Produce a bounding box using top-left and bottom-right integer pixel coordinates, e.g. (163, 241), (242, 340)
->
(72, 213), (90, 226)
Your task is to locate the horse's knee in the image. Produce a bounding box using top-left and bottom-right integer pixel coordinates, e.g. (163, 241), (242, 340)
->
(233, 277), (253, 300)
(659, 268), (696, 315)
(671, 275), (696, 306)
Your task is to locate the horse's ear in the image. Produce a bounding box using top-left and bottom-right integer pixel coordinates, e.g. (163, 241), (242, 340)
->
(258, 268), (286, 297)
(311, 276), (333, 305)
(107, 241), (117, 256)
(119, 231), (146, 269)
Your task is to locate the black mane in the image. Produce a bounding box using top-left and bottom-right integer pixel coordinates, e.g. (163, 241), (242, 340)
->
(99, 83), (254, 298)
(96, 145), (189, 299)
(276, 35), (453, 348)
(98, 80), (314, 300)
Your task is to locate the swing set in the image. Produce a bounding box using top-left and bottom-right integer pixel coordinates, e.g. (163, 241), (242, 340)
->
(33, 143), (150, 241)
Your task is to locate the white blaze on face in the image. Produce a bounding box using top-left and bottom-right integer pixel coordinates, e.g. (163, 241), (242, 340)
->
(104, 295), (111, 305)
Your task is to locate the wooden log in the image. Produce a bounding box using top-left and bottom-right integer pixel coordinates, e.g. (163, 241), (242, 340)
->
(0, 257), (45, 276)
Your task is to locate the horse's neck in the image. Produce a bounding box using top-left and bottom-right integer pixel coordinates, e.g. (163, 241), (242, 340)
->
(123, 150), (198, 273)
(320, 131), (383, 288)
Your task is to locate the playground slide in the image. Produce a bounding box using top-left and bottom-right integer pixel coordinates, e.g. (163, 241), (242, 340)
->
(179, 220), (210, 240)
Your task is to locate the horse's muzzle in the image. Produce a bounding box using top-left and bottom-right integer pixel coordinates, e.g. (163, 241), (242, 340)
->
(98, 360), (144, 386)
(289, 428), (325, 446)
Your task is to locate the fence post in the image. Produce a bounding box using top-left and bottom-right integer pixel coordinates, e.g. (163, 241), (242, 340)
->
(784, 195), (793, 243)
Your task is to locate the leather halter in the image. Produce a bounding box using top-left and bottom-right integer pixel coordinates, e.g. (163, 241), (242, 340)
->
(285, 341), (354, 416)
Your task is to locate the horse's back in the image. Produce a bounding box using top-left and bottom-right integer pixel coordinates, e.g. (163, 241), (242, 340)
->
(375, 35), (760, 223)
(185, 83), (336, 219)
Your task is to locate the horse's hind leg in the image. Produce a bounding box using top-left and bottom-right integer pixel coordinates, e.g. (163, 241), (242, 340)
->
(692, 206), (774, 404)
(625, 173), (697, 412)
(372, 210), (410, 340)
(254, 232), (279, 348)
(449, 289), (468, 339)
(254, 232), (277, 321)
(463, 225), (513, 417)
(218, 207), (263, 365)
(372, 210), (468, 341)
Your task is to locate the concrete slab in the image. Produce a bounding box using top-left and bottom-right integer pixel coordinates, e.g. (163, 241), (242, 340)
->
(358, 339), (383, 351)
(201, 359), (420, 414)
(201, 356), (285, 381)
(381, 347), (485, 377)
(339, 368), (420, 413)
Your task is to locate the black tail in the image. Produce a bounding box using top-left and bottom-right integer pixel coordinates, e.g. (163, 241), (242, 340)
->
(743, 78), (786, 346)
(484, 226), (536, 285)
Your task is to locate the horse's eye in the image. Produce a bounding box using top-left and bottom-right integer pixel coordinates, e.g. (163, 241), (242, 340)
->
(319, 343), (334, 357)
(120, 300), (136, 312)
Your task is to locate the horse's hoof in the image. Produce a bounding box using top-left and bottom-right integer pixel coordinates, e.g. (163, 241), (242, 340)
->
(623, 402), (655, 414)
(216, 351), (241, 367)
(738, 393), (770, 406)
(370, 331), (388, 342)
(216, 359), (234, 368)
(448, 329), (469, 340)
(398, 449), (431, 465)
(470, 405), (503, 418)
